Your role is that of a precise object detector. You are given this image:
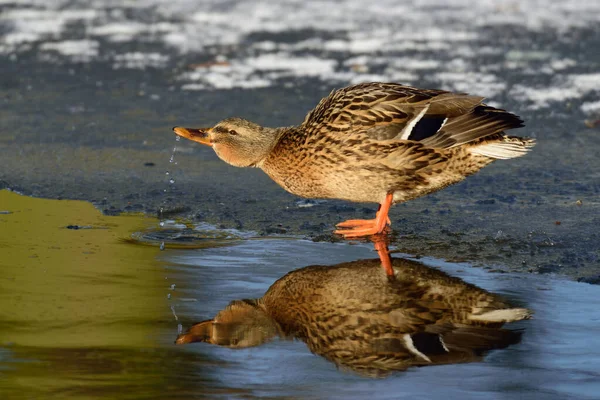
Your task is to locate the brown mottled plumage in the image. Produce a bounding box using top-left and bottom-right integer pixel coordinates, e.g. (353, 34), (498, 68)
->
(173, 82), (535, 237)
(176, 257), (531, 377)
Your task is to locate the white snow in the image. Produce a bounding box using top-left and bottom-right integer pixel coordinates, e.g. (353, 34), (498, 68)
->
(581, 100), (600, 115)
(1, 0), (599, 98)
(511, 73), (600, 109)
(40, 40), (99, 59)
(113, 52), (169, 69)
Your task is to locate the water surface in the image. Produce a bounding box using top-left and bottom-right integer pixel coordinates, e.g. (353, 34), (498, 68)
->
(1, 191), (599, 399)
(1, 0), (599, 278)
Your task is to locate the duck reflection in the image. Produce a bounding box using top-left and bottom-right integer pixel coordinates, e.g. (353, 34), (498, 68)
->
(176, 256), (531, 377)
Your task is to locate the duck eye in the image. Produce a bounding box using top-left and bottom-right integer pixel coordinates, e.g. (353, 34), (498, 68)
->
(228, 129), (238, 135)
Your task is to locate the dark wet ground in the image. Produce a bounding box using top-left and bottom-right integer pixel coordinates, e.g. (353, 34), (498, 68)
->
(1, 26), (599, 279)
(1, 0), (600, 398)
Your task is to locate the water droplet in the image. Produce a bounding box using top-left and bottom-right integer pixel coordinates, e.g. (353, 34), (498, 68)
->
(175, 136), (181, 142)
(170, 284), (176, 290)
(169, 179), (175, 184)
(165, 171), (170, 176)
(167, 293), (171, 299)
(160, 241), (165, 250)
(177, 323), (183, 334)
(159, 221), (165, 227)
(169, 155), (175, 163)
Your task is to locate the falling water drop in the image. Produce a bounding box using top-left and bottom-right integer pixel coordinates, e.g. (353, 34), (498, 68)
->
(169, 179), (175, 184)
(160, 241), (165, 250)
(171, 305), (178, 319)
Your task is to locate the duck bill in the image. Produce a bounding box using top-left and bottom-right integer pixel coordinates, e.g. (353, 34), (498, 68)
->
(172, 126), (213, 147)
(175, 319), (214, 345)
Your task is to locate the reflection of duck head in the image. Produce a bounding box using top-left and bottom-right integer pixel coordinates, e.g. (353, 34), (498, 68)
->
(175, 299), (281, 348)
(177, 258), (531, 377)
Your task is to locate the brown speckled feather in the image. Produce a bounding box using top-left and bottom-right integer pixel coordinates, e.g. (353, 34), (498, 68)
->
(260, 82), (533, 204)
(302, 82), (484, 141)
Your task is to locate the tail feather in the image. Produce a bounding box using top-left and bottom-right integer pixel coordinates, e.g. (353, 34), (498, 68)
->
(469, 307), (533, 323)
(469, 136), (536, 160)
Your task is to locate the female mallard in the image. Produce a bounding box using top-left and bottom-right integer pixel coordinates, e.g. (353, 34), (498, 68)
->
(173, 82), (535, 238)
(175, 257), (531, 377)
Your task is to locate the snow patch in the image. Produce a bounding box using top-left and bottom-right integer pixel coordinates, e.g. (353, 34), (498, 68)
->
(40, 40), (99, 60)
(113, 52), (169, 69)
(435, 71), (507, 98)
(511, 73), (600, 109)
(581, 100), (600, 115)
(244, 54), (337, 76)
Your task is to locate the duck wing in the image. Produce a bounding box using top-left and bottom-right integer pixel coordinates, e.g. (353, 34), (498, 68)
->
(301, 82), (524, 149)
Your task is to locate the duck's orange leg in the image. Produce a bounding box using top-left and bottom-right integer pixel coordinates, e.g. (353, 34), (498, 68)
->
(334, 193), (393, 238)
(372, 235), (394, 278)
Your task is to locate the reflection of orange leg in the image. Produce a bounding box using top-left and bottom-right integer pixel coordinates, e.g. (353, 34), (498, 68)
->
(334, 193), (393, 238)
(372, 234), (394, 277)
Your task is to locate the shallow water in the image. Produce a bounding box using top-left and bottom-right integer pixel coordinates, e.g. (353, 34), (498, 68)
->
(1, 191), (599, 399)
(165, 241), (600, 399)
(1, 0), (599, 279)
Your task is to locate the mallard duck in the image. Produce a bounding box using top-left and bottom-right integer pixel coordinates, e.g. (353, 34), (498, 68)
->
(173, 82), (535, 237)
(176, 257), (531, 377)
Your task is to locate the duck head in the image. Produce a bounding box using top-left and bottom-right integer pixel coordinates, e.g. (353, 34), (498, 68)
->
(173, 117), (280, 168)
